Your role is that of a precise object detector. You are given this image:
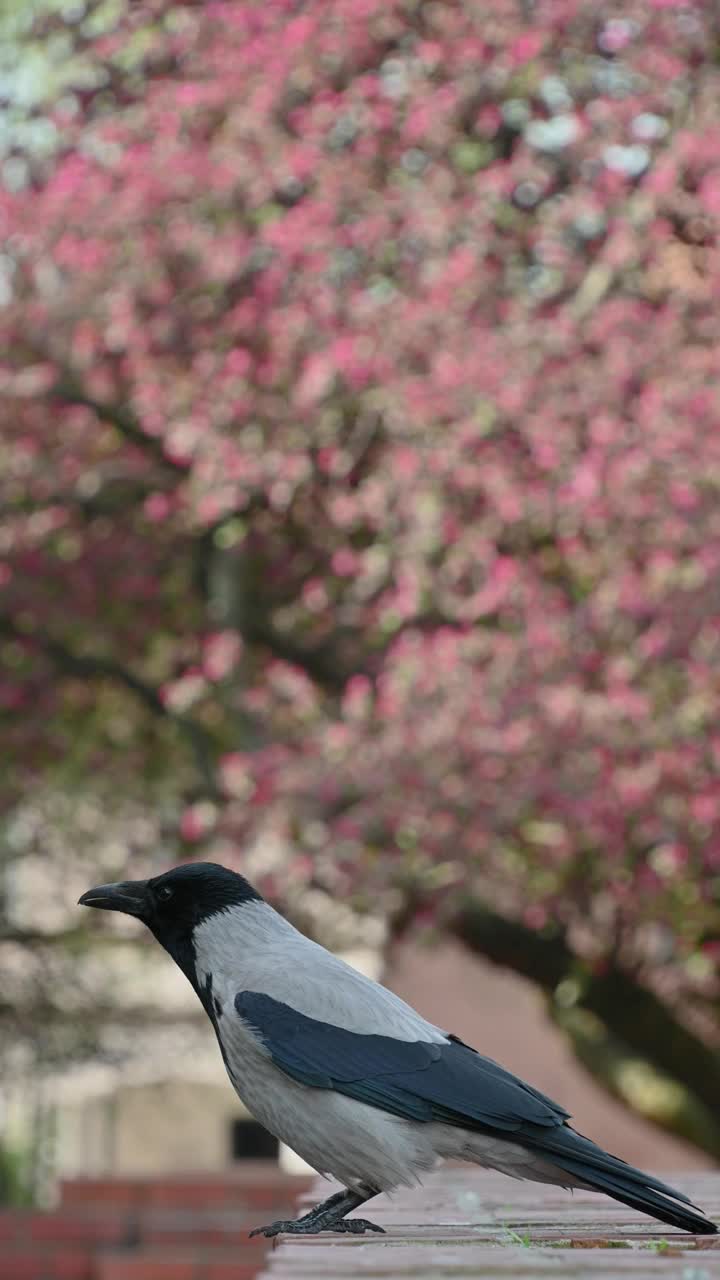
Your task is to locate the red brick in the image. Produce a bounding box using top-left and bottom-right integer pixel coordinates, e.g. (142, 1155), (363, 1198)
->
(0, 1212), (19, 1241)
(0, 1251), (92, 1280)
(145, 1183), (235, 1210)
(61, 1180), (142, 1210)
(141, 1221), (267, 1250)
(96, 1258), (196, 1280)
(51, 1252), (94, 1280)
(236, 1183), (312, 1212)
(142, 1182), (309, 1214)
(201, 1264), (265, 1280)
(0, 1259), (44, 1280)
(61, 1172), (311, 1214)
(20, 1211), (129, 1245)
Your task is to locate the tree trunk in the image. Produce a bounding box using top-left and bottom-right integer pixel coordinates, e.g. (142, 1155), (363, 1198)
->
(450, 898), (720, 1159)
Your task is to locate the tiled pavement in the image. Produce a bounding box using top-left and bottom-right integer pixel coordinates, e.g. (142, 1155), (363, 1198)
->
(260, 1169), (720, 1279)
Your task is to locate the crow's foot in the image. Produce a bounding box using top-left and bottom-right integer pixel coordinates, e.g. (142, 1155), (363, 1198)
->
(249, 1219), (300, 1238)
(249, 1215), (385, 1238)
(331, 1217), (385, 1235)
(249, 1183), (383, 1238)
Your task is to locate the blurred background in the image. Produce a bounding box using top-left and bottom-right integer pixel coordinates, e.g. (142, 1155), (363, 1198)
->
(1, 0), (719, 1221)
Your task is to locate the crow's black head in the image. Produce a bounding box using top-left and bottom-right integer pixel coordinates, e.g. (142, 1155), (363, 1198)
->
(79, 862), (262, 975)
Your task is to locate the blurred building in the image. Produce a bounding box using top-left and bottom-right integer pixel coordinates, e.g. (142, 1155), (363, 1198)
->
(2, 945), (381, 1199)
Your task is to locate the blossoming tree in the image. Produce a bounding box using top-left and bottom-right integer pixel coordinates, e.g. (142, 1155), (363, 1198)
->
(1, 0), (720, 1151)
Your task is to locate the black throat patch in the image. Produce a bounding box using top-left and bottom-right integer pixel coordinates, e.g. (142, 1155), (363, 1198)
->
(144, 862), (262, 995)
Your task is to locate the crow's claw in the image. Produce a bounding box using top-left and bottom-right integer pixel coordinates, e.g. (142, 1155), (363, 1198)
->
(249, 1215), (385, 1237)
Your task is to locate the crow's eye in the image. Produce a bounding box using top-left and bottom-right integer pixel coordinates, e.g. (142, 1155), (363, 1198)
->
(157, 885), (174, 902)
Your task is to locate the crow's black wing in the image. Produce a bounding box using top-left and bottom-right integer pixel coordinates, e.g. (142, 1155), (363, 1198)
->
(234, 990), (568, 1132)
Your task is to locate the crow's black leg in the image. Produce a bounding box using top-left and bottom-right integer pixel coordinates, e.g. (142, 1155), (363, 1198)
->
(249, 1185), (384, 1238)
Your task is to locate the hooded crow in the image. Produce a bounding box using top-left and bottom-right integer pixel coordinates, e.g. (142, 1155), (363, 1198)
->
(79, 862), (717, 1238)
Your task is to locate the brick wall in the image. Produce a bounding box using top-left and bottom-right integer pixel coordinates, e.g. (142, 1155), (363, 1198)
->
(0, 1165), (311, 1280)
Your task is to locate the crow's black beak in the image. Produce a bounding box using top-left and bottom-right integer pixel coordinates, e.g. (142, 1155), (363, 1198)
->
(78, 879), (150, 918)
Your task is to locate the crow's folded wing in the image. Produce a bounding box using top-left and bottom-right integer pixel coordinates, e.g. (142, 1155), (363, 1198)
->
(234, 990), (569, 1133)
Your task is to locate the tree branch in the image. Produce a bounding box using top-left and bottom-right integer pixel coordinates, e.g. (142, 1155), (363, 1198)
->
(552, 1003), (720, 1159)
(240, 615), (354, 694)
(0, 615), (220, 796)
(0, 1001), (204, 1029)
(0, 926), (143, 946)
(43, 635), (168, 715)
(52, 373), (188, 475)
(0, 478), (157, 522)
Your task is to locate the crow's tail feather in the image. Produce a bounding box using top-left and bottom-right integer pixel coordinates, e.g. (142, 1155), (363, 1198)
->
(530, 1127), (717, 1235)
(552, 1152), (716, 1235)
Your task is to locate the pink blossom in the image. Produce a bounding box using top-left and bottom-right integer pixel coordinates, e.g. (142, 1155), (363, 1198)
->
(203, 631), (243, 681)
(144, 493), (173, 522)
(180, 802), (218, 841)
(161, 671), (207, 713)
(220, 753), (253, 799)
(508, 31), (544, 66)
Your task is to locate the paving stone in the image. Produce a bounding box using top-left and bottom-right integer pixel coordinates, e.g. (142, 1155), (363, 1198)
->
(260, 1168), (720, 1280)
